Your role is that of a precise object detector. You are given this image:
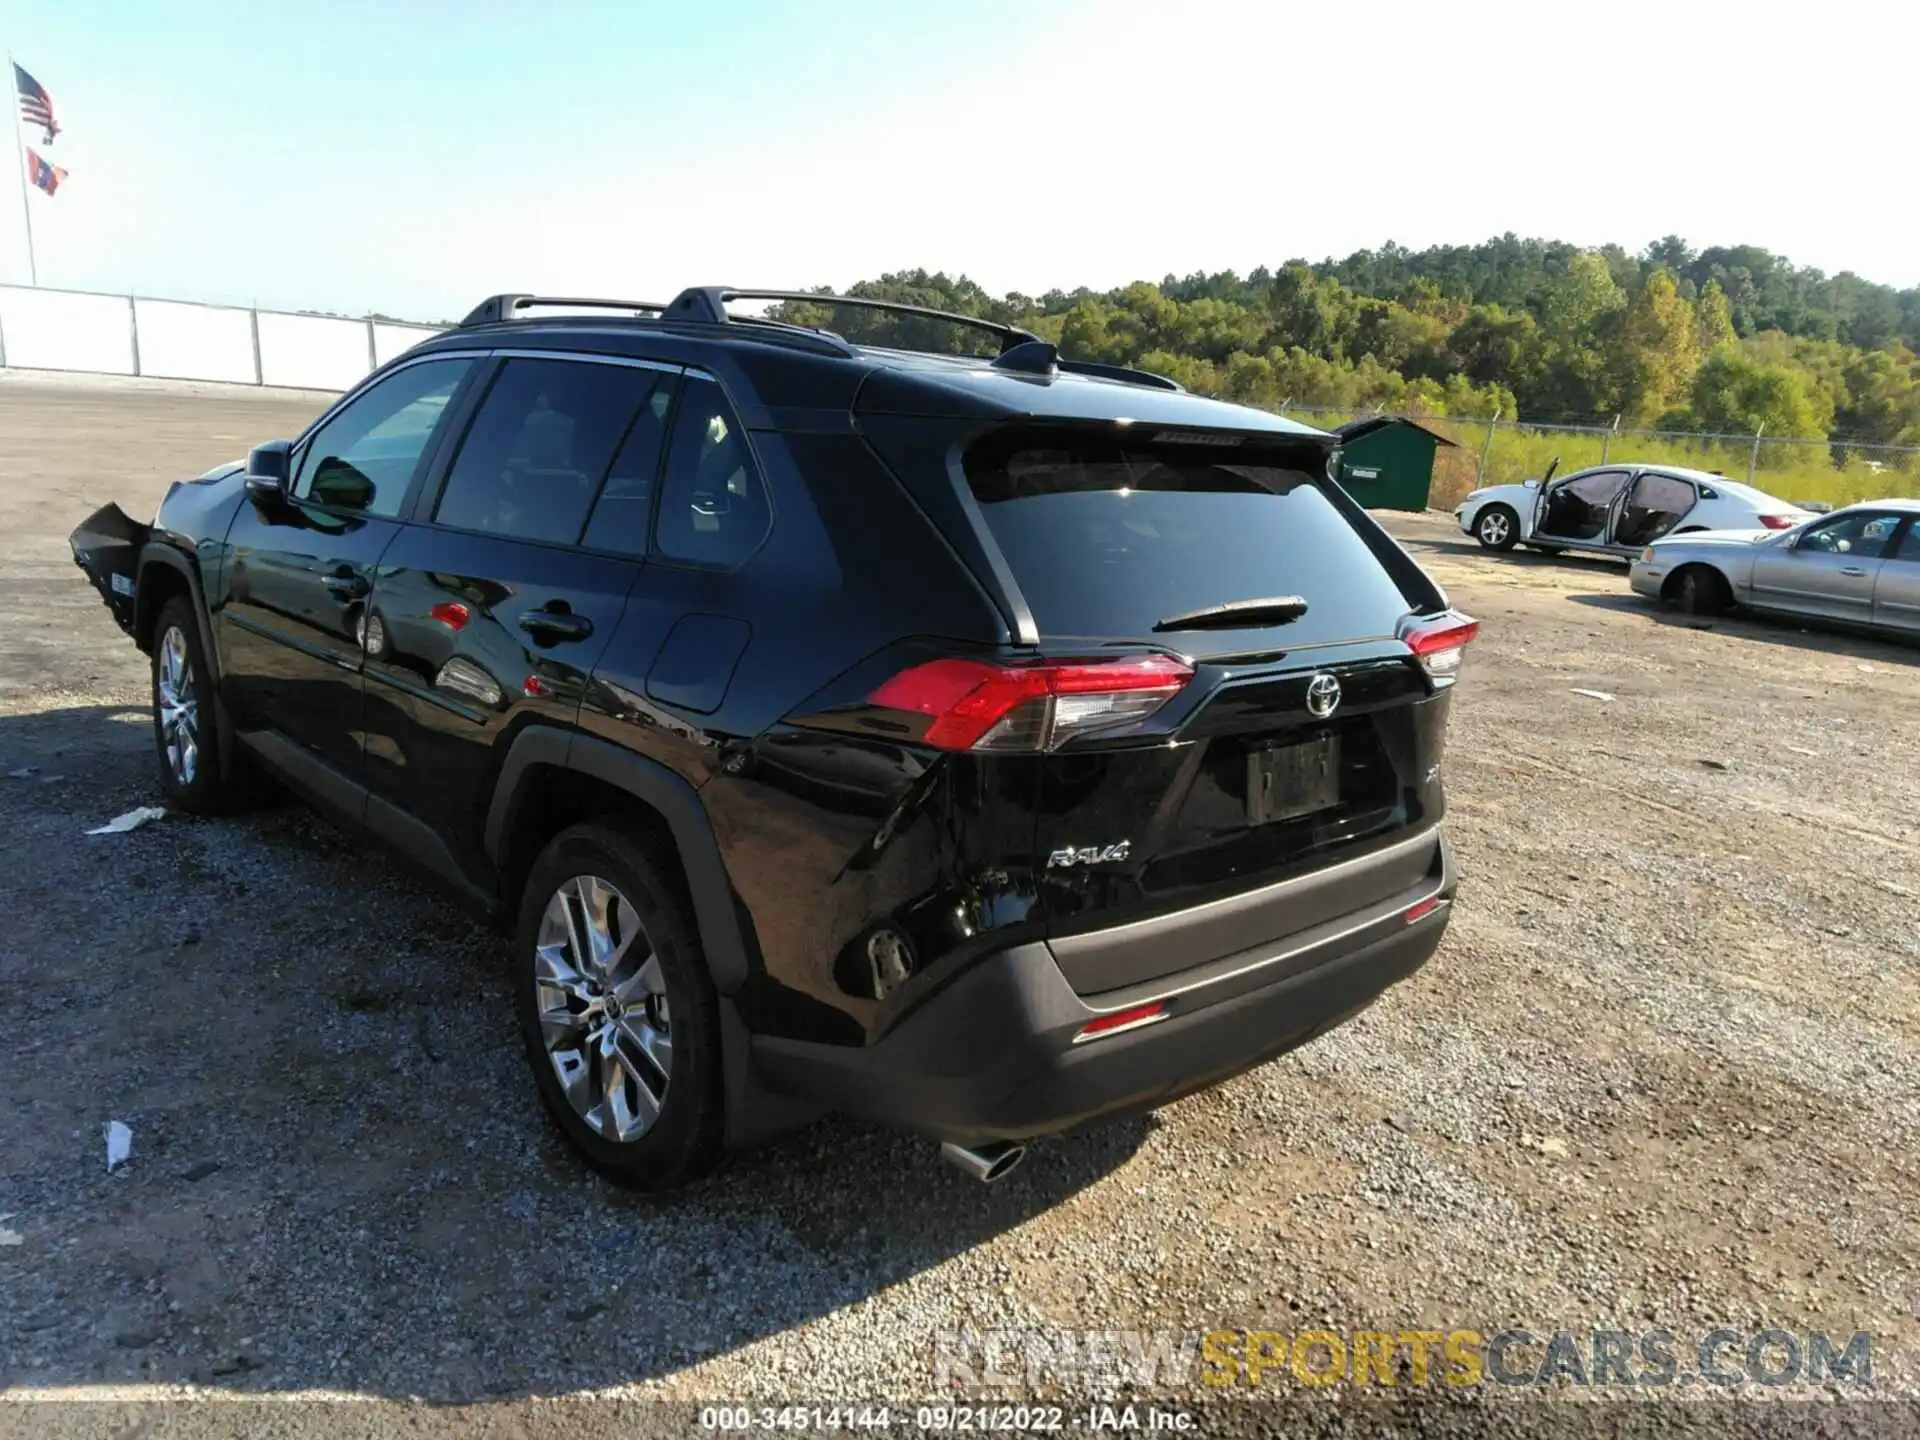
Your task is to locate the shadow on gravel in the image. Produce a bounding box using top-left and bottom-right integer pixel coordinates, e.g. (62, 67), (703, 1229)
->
(0, 703), (1150, 1402)
(1565, 591), (1920, 664)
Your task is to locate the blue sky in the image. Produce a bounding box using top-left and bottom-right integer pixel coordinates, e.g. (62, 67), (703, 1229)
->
(6, 0), (1917, 320)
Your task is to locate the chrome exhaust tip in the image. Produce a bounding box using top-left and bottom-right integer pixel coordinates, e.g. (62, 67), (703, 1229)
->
(939, 1139), (1027, 1184)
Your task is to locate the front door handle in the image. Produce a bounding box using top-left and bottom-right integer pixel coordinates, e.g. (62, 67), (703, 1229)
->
(323, 571), (370, 598)
(1840, 566), (1868, 577)
(519, 608), (593, 642)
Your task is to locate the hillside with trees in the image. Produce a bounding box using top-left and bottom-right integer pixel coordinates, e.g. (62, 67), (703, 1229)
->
(775, 239), (1920, 456)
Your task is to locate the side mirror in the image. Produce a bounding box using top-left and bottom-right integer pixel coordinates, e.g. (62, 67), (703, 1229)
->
(245, 440), (293, 504)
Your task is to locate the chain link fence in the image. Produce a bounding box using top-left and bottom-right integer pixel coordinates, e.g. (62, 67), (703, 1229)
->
(1273, 405), (1920, 512)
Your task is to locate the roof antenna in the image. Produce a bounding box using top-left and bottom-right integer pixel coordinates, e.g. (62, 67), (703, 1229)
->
(991, 339), (1059, 379)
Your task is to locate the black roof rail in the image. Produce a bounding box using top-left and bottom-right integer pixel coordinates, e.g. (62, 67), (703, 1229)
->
(663, 287), (1042, 353)
(458, 294), (670, 328)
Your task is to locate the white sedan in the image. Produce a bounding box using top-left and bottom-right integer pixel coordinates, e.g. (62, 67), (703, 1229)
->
(1629, 500), (1920, 635)
(1454, 463), (1812, 558)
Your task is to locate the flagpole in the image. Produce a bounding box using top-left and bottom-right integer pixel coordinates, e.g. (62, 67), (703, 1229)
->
(7, 50), (37, 286)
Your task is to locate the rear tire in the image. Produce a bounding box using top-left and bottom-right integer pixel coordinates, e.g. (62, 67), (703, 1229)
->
(513, 820), (725, 1191)
(1670, 566), (1731, 617)
(1474, 505), (1519, 551)
(150, 597), (237, 814)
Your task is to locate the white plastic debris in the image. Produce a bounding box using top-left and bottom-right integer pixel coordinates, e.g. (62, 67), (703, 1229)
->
(6, 766), (36, 779)
(87, 806), (167, 836)
(1569, 688), (1616, 703)
(0, 1213), (21, 1247)
(105, 1121), (133, 1173)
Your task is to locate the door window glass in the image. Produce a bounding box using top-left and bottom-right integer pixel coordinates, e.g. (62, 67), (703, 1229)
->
(434, 358), (655, 546)
(1614, 473), (1696, 548)
(1889, 522), (1920, 563)
(1541, 469), (1628, 541)
(654, 376), (770, 567)
(1797, 512), (1897, 558)
(581, 378), (676, 555)
(293, 358), (474, 516)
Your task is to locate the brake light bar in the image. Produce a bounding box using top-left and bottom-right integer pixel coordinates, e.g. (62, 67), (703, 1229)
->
(871, 653), (1193, 752)
(1758, 514), (1797, 530)
(1400, 614), (1479, 689)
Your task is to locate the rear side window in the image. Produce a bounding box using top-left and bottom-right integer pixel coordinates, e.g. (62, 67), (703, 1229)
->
(581, 379), (676, 556)
(434, 358), (655, 546)
(654, 375), (770, 567)
(963, 432), (1412, 643)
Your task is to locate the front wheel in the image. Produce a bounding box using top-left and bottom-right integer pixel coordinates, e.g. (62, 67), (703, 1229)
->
(1474, 504), (1520, 551)
(1671, 566), (1732, 617)
(514, 821), (725, 1190)
(150, 597), (238, 813)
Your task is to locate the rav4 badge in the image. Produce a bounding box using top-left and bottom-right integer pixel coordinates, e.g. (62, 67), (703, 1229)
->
(1047, 841), (1132, 868)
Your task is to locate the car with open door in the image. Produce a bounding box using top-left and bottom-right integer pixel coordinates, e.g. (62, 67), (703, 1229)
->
(1629, 499), (1920, 635)
(1454, 463), (1811, 557)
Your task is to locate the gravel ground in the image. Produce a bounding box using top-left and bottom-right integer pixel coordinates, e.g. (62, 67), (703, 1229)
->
(2, 377), (1918, 1437)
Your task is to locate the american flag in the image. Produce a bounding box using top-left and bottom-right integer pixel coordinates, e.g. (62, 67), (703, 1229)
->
(14, 63), (58, 145)
(26, 147), (66, 196)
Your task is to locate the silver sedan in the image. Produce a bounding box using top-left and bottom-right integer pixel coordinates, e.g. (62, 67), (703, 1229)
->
(1629, 498), (1920, 635)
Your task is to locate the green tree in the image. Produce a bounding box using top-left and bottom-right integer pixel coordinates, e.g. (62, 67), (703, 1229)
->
(1614, 269), (1701, 423)
(1683, 346), (1834, 439)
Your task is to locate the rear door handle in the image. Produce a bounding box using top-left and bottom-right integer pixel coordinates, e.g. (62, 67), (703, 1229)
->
(519, 608), (593, 642)
(1840, 566), (1868, 577)
(323, 571), (370, 598)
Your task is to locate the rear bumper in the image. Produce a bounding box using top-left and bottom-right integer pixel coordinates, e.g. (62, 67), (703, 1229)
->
(752, 830), (1456, 1145)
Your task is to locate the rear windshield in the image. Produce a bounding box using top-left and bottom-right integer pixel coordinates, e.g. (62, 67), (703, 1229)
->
(963, 432), (1413, 646)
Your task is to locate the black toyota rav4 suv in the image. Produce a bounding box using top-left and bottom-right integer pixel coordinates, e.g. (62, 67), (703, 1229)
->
(72, 288), (1474, 1190)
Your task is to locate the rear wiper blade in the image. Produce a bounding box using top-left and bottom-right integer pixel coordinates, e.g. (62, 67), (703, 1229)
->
(1152, 595), (1308, 632)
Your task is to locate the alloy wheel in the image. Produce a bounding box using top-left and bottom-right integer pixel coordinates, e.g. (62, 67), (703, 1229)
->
(533, 875), (672, 1142)
(1479, 510), (1511, 546)
(156, 625), (199, 787)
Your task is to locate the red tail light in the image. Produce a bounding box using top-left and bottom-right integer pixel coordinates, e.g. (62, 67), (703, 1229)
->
(1073, 1000), (1167, 1044)
(1758, 514), (1796, 530)
(871, 653), (1193, 751)
(1400, 613), (1479, 688)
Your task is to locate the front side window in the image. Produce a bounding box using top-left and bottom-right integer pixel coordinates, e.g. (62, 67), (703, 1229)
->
(434, 358), (658, 546)
(293, 358), (475, 516)
(1797, 512), (1897, 558)
(653, 376), (770, 567)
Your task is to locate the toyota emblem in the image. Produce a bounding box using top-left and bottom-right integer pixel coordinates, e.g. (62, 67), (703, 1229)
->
(1305, 672), (1342, 719)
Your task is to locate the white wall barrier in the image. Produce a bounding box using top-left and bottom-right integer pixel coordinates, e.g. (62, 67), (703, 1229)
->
(0, 286), (137, 375)
(374, 321), (442, 367)
(256, 311), (376, 391)
(133, 298), (256, 384)
(0, 283), (447, 391)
